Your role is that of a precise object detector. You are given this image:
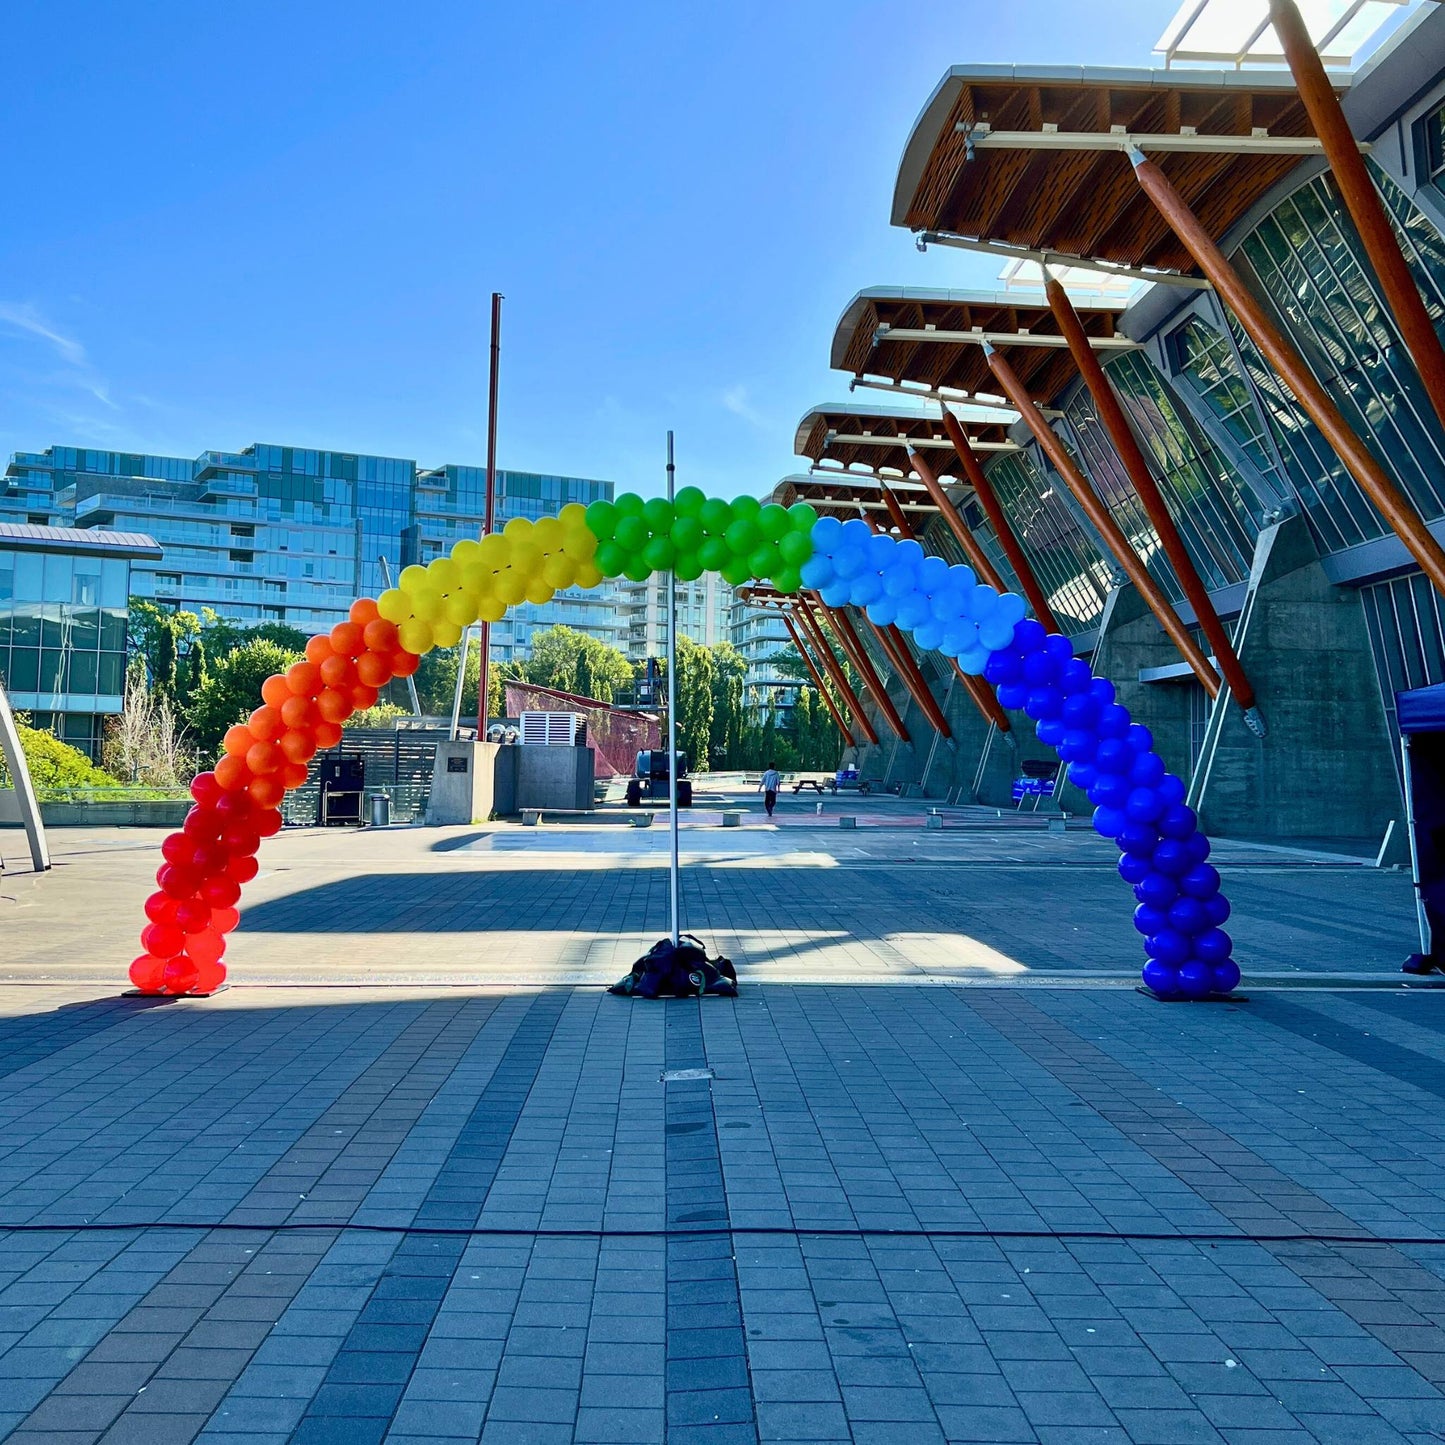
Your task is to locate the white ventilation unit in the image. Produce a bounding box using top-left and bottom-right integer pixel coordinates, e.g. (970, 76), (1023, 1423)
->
(519, 711), (586, 746)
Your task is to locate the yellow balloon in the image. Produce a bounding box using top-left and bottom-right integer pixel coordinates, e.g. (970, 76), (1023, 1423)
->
(377, 588), (412, 623)
(559, 502), (587, 529)
(573, 562), (603, 589)
(503, 516), (532, 541)
(496, 571), (527, 606)
(509, 541), (540, 574)
(428, 557), (459, 591)
(398, 617), (435, 654)
(533, 517), (564, 553)
(410, 588), (442, 622)
(479, 534), (508, 566)
(452, 538), (480, 567)
(562, 524), (598, 561)
(444, 592), (476, 626)
(543, 555), (577, 589)
(399, 564), (429, 592)
(525, 579), (554, 606)
(478, 596), (507, 623)
(460, 562), (492, 596)
(432, 620), (463, 648)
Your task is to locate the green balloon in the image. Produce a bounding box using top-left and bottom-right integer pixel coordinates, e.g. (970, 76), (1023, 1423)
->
(699, 498), (732, 534)
(757, 504), (790, 541)
(789, 502), (819, 532)
(721, 556), (752, 587)
(643, 536), (676, 572)
(674, 486), (706, 517)
(698, 536), (730, 571)
(771, 565), (803, 594)
(614, 515), (649, 551)
(642, 496), (673, 532)
(615, 492), (645, 518)
(675, 554), (704, 582)
(747, 543), (779, 579)
(593, 539), (627, 576)
(670, 516), (704, 552)
(731, 495), (762, 520)
(725, 517), (761, 555)
(623, 560), (652, 582)
(778, 530), (812, 565)
(586, 500), (618, 539)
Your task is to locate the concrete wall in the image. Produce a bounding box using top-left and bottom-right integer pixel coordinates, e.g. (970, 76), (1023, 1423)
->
(0, 791), (188, 828)
(514, 745), (594, 812)
(426, 741), (512, 825)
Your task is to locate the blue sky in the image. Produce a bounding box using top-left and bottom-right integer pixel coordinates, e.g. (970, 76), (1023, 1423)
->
(1, 0), (1180, 499)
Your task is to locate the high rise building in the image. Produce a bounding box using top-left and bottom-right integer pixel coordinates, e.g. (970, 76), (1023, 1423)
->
(616, 573), (733, 662)
(1, 446), (620, 656)
(729, 592), (797, 719)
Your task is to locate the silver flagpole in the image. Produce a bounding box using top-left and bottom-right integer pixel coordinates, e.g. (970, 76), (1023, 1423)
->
(666, 431), (680, 947)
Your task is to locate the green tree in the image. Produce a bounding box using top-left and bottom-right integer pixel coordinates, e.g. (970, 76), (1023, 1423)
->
(708, 642), (747, 768)
(0, 723), (120, 791)
(152, 619), (178, 701)
(346, 700), (408, 730)
(184, 638), (303, 758)
(201, 614), (310, 659)
(177, 636), (208, 709)
(520, 626), (631, 704)
(673, 636), (714, 774)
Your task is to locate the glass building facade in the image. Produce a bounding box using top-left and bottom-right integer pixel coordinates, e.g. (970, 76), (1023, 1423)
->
(0, 525), (157, 757)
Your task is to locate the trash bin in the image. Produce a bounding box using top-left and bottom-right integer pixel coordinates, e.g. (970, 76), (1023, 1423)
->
(369, 792), (391, 828)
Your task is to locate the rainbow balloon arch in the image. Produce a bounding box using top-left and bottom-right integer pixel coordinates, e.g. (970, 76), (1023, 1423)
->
(132, 490), (1238, 1001)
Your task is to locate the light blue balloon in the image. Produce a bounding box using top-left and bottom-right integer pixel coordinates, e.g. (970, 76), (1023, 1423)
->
(799, 555), (835, 589)
(918, 555), (950, 593)
(913, 618), (945, 652)
(867, 595), (900, 627)
(850, 571), (884, 607)
(949, 564), (977, 592)
(978, 616), (1017, 651)
(819, 580), (852, 608)
(894, 539), (925, 569)
(840, 518), (871, 546)
(883, 560), (919, 599)
(940, 624), (972, 656)
(866, 533), (897, 568)
(895, 594), (932, 631)
(995, 591), (1027, 625)
(963, 583), (999, 619)
(832, 544), (868, 580)
(958, 644), (992, 675)
(929, 582), (966, 622)
(812, 516), (844, 550)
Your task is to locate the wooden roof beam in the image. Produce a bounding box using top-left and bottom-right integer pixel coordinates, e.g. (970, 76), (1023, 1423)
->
(873, 325), (1139, 350)
(956, 124), (1355, 155)
(916, 230), (1212, 290)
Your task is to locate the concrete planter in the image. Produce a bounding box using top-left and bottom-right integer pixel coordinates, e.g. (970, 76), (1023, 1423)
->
(0, 794), (191, 828)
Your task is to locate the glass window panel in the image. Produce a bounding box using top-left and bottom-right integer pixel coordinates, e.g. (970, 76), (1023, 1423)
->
(13, 554), (41, 600)
(38, 650), (63, 691)
(100, 559), (127, 607)
(69, 609), (99, 650)
(68, 650), (98, 693)
(98, 653), (124, 694)
(7, 648), (38, 690)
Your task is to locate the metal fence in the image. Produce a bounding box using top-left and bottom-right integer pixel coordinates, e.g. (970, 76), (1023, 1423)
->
(282, 727), (448, 826)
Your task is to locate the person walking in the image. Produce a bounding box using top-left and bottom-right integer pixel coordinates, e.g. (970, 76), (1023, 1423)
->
(760, 762), (781, 819)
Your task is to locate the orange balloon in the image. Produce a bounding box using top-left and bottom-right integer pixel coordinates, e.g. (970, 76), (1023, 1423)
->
(280, 760), (310, 790)
(319, 653), (354, 688)
(246, 741), (282, 775)
(261, 674), (290, 708)
(362, 618), (397, 652)
(350, 597), (381, 627)
(330, 622), (364, 656)
(350, 683), (379, 709)
(279, 695), (312, 730)
(223, 724), (255, 758)
(316, 688), (352, 724)
(214, 754), (252, 791)
(313, 721), (343, 749)
(356, 651), (392, 687)
(279, 729), (317, 764)
(304, 635), (333, 666)
(287, 661), (321, 695)
(248, 705), (283, 741)
(391, 649), (421, 678)
(248, 776), (284, 809)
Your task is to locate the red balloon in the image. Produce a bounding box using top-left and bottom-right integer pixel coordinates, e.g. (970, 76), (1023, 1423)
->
(211, 905), (240, 933)
(278, 761), (308, 790)
(192, 959), (227, 993)
(159, 864), (199, 899)
(215, 791), (254, 823)
(161, 833), (198, 866)
(142, 922), (185, 959)
(190, 842), (229, 877)
(350, 683), (379, 710)
(129, 955), (167, 992)
(390, 649), (420, 678)
(220, 825), (260, 857)
(226, 854), (259, 884)
(185, 928), (225, 967)
(254, 809), (282, 838)
(190, 772), (223, 808)
(175, 898), (213, 933)
(182, 806), (222, 841)
(161, 958), (199, 995)
(144, 891), (179, 925)
(201, 875), (241, 909)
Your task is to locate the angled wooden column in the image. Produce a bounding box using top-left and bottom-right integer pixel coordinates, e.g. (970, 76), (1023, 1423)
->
(1270, 0), (1445, 443)
(984, 342), (1225, 696)
(812, 598), (911, 743)
(1045, 274), (1258, 714)
(779, 608), (855, 746)
(792, 597), (881, 746)
(869, 488), (1011, 733)
(939, 411), (1061, 630)
(866, 618), (953, 739)
(1132, 151), (1445, 600)
(907, 448), (1008, 592)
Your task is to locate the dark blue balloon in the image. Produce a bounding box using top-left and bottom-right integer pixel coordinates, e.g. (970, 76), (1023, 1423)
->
(1036, 717), (1066, 747)
(1012, 618), (1047, 654)
(1067, 762), (1099, 791)
(1134, 902), (1169, 936)
(1167, 896), (1208, 935)
(1118, 821), (1159, 854)
(1093, 805), (1128, 840)
(1194, 927), (1233, 964)
(1025, 687), (1064, 720)
(1151, 839), (1193, 876)
(1125, 723), (1154, 753)
(1203, 894), (1231, 927)
(1058, 658), (1092, 695)
(1118, 852), (1152, 885)
(1157, 802), (1198, 840)
(1179, 863), (1221, 900)
(1061, 694), (1101, 730)
(1089, 774), (1131, 809)
(985, 651), (1024, 686)
(1096, 703), (1131, 738)
(1095, 738), (1130, 773)
(997, 682), (1029, 711)
(1147, 929), (1191, 966)
(1129, 752), (1165, 788)
(1044, 633), (1073, 664)
(1088, 677), (1116, 707)
(1058, 729), (1097, 763)
(1183, 832), (1211, 866)
(1211, 959), (1241, 994)
(1142, 959), (1180, 997)
(1157, 774), (1187, 807)
(1126, 787), (1165, 824)
(1137, 872), (1179, 908)
(1023, 651), (1060, 687)
(1177, 960), (1214, 1000)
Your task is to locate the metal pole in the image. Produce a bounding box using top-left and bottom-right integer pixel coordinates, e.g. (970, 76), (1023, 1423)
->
(449, 627), (471, 742)
(478, 291), (502, 736)
(665, 431), (680, 947)
(379, 557), (422, 716)
(1402, 734), (1431, 956)
(0, 679), (48, 872)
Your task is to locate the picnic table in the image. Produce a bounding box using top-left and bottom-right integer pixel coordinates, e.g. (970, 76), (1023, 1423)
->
(791, 776), (838, 794)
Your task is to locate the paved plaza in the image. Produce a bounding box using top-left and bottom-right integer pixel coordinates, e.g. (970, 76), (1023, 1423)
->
(1, 798), (1444, 1443)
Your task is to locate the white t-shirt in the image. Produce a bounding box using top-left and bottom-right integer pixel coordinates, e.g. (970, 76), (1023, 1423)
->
(762, 769), (781, 791)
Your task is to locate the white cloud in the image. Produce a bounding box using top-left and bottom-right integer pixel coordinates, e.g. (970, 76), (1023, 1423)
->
(0, 302), (119, 412)
(0, 303), (88, 367)
(721, 383), (767, 430)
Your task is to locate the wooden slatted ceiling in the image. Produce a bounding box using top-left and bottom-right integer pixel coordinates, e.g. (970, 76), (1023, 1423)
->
(794, 404), (1013, 478)
(893, 68), (1319, 273)
(832, 287), (1128, 408)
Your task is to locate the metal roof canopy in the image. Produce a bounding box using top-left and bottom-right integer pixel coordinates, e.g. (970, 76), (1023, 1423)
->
(832, 285), (1137, 411)
(892, 65), (1330, 277)
(1157, 0), (1413, 69)
(774, 473), (948, 516)
(0, 522), (162, 560)
(794, 401), (1017, 478)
